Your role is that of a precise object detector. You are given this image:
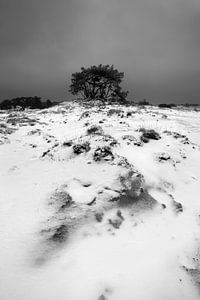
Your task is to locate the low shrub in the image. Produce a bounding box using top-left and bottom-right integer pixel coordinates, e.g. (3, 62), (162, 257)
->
(87, 125), (104, 135)
(93, 146), (114, 161)
(73, 142), (90, 154)
(107, 108), (123, 116)
(140, 129), (161, 143)
(158, 103), (176, 108)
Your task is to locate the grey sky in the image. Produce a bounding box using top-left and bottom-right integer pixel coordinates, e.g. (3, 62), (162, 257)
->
(0, 0), (200, 103)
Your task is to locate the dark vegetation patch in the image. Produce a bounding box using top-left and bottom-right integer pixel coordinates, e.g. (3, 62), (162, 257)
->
(117, 209), (124, 220)
(107, 108), (124, 116)
(108, 209), (125, 229)
(163, 131), (186, 139)
(122, 134), (142, 146)
(41, 149), (51, 158)
(164, 131), (191, 144)
(158, 103), (176, 109)
(109, 217), (123, 229)
(172, 199), (183, 213)
(0, 123), (16, 134)
(139, 129), (161, 143)
(181, 138), (190, 145)
(0, 97), (55, 110)
(47, 224), (68, 243)
(73, 141), (91, 154)
(87, 197), (97, 206)
(126, 110), (134, 117)
(0, 123), (7, 128)
(116, 156), (134, 168)
(6, 115), (37, 126)
(95, 212), (104, 222)
(93, 146), (114, 162)
(102, 134), (118, 146)
(62, 140), (73, 147)
(87, 125), (104, 135)
(82, 182), (92, 187)
(157, 152), (171, 162)
(0, 136), (10, 145)
(182, 265), (200, 290)
(27, 129), (42, 135)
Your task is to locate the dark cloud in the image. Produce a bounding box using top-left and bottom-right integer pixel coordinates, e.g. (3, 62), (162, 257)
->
(0, 0), (200, 103)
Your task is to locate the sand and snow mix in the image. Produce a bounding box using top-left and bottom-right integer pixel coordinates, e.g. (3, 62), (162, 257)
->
(0, 102), (200, 300)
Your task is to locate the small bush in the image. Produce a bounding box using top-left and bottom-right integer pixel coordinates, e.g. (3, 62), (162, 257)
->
(93, 146), (114, 161)
(73, 142), (90, 154)
(140, 129), (161, 143)
(157, 152), (171, 162)
(126, 111), (133, 117)
(107, 108), (123, 116)
(87, 125), (104, 135)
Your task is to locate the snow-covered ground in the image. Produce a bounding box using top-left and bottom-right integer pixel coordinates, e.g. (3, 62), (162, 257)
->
(0, 102), (200, 300)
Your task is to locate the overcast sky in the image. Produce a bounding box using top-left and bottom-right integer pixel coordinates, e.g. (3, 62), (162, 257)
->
(0, 0), (200, 104)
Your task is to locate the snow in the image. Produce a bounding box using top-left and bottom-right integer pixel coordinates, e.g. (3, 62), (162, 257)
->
(0, 102), (200, 300)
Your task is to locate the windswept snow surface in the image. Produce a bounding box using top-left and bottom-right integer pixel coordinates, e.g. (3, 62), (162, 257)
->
(0, 102), (200, 300)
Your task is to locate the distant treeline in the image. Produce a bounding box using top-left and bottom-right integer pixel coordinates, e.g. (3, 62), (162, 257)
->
(0, 96), (57, 110)
(158, 103), (199, 108)
(135, 100), (199, 108)
(0, 96), (198, 110)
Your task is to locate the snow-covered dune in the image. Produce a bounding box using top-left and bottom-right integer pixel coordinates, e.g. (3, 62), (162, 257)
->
(0, 102), (200, 300)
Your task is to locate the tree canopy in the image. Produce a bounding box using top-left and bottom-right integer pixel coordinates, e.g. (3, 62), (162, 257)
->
(69, 64), (128, 102)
